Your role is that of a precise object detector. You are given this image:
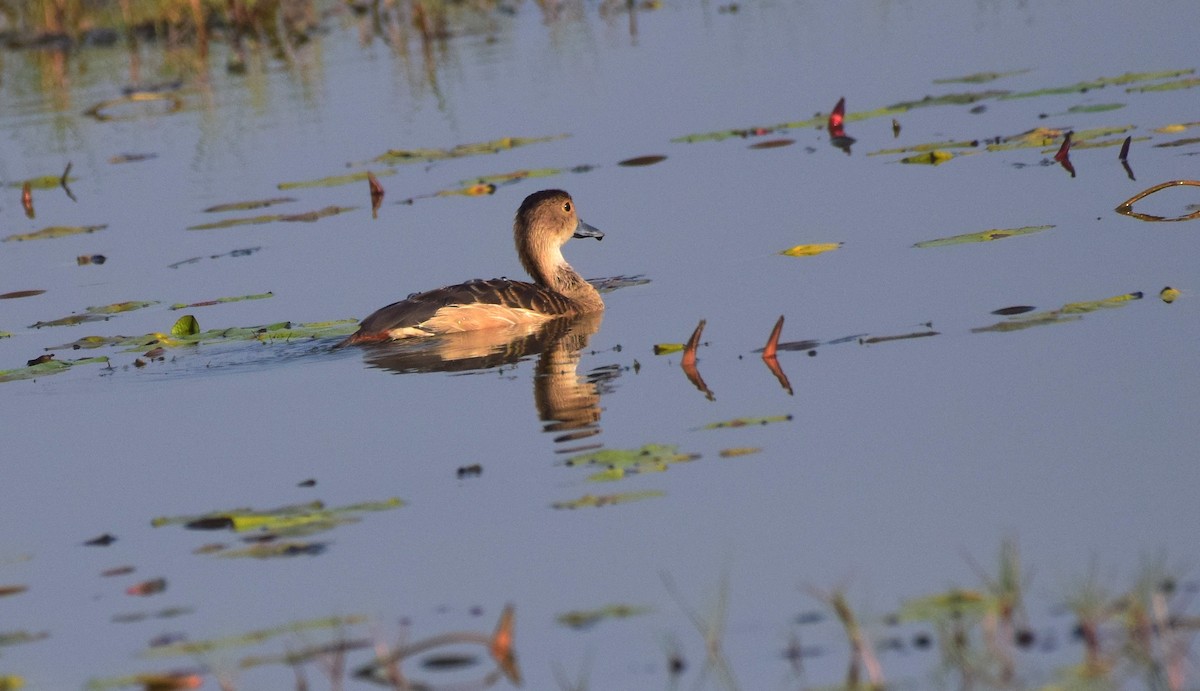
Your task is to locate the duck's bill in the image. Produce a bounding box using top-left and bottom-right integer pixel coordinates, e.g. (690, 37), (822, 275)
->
(574, 219), (604, 240)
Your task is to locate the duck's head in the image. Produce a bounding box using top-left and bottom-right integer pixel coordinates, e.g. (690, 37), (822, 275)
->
(515, 189), (602, 283)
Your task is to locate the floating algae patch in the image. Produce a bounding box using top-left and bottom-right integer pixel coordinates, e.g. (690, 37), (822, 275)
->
(913, 224), (1054, 248)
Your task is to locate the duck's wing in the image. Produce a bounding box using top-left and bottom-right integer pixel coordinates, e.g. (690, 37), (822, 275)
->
(345, 279), (577, 344)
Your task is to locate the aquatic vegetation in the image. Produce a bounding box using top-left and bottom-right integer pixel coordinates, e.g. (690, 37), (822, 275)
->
(2, 224), (106, 242)
(0, 356), (109, 383)
(699, 414), (792, 430)
(556, 603), (652, 629)
(551, 490), (666, 508)
(973, 291), (1143, 333)
(778, 242), (843, 257)
(168, 292), (273, 310)
(913, 224), (1054, 248)
(186, 205), (356, 230)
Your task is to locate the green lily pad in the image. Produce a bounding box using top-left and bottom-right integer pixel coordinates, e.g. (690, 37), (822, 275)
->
(204, 197), (296, 212)
(371, 134), (568, 165)
(933, 69), (1030, 84)
(3, 224), (106, 242)
(557, 604), (652, 629)
(277, 170), (394, 191)
(0, 356), (109, 383)
(914, 224), (1054, 248)
(169, 292), (273, 310)
(551, 490), (665, 510)
(187, 205), (356, 230)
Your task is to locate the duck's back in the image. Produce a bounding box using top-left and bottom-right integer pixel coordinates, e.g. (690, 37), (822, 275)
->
(343, 278), (579, 344)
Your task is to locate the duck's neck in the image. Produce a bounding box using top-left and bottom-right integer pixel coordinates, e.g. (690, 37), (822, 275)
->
(522, 244), (603, 313)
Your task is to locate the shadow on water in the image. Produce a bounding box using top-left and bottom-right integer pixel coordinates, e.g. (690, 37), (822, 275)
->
(359, 312), (613, 448)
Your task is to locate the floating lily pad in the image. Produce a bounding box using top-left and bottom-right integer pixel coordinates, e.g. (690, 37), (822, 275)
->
(204, 197), (296, 212)
(618, 154), (667, 166)
(141, 615), (367, 658)
(999, 69), (1195, 100)
(718, 447), (762, 458)
(0, 356), (108, 383)
(108, 153), (157, 164)
(779, 242), (842, 257)
(556, 604), (652, 629)
(551, 490), (665, 509)
(748, 138), (795, 149)
(1065, 103), (1126, 113)
(8, 174), (78, 190)
(869, 140), (980, 155)
(0, 630), (48, 648)
(700, 414), (792, 430)
(860, 330), (939, 344)
(3, 224), (106, 242)
(163, 497), (403, 538)
(468, 168), (564, 185)
(899, 589), (989, 622)
(187, 206), (356, 230)
(0, 290), (45, 300)
(1125, 76), (1200, 93)
(913, 224), (1054, 248)
(218, 541), (328, 558)
(277, 170), (394, 191)
(899, 150), (958, 165)
(933, 69), (1030, 84)
(371, 134), (568, 165)
(973, 291), (1141, 333)
(87, 300), (158, 315)
(169, 292), (273, 310)
(436, 183), (497, 197)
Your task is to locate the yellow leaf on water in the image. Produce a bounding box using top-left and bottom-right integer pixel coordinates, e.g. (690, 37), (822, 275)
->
(1160, 286), (1180, 303)
(779, 242), (843, 257)
(899, 150), (956, 165)
(653, 343), (684, 355)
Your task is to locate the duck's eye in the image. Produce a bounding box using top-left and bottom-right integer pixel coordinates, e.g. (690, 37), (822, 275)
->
(563, 202), (572, 212)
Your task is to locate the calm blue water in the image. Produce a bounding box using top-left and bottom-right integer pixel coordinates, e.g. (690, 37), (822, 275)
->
(1, 0), (1198, 688)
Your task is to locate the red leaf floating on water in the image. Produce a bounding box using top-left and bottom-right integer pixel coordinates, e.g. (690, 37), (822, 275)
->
(126, 577), (167, 596)
(1054, 131), (1076, 177)
(827, 97), (847, 139)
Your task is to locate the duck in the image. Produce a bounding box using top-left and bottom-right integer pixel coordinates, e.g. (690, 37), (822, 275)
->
(338, 189), (604, 346)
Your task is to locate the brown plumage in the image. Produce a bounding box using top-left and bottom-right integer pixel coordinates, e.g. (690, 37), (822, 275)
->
(338, 189), (604, 346)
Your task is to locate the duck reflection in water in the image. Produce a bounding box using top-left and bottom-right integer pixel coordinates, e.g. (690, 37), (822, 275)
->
(358, 312), (609, 443)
